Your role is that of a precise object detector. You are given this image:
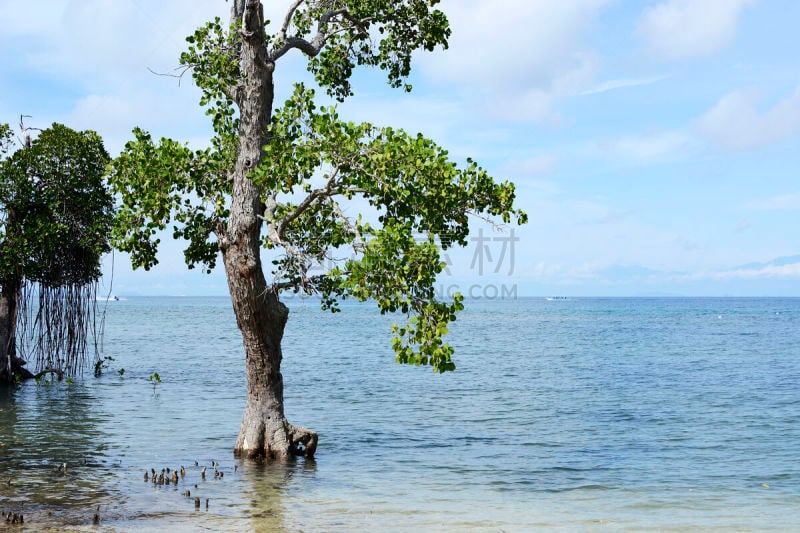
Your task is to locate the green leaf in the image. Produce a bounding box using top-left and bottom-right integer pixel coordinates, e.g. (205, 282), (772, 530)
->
(110, 1), (526, 375)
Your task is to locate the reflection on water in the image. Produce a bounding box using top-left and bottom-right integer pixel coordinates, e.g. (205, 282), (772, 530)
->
(0, 382), (114, 527)
(0, 378), (312, 531)
(103, 460), (310, 533)
(243, 460), (317, 533)
(0, 297), (799, 531)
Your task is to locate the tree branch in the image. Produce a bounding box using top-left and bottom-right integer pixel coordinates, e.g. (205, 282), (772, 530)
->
(270, 8), (372, 62)
(277, 0), (306, 43)
(330, 199), (365, 253)
(272, 272), (337, 292)
(271, 36), (321, 61)
(275, 167), (341, 239)
(338, 10), (373, 35)
(146, 65), (193, 86)
(18, 115), (40, 150)
(32, 367), (64, 381)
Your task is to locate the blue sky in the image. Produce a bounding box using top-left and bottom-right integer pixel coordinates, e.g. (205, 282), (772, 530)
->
(1, 0), (799, 296)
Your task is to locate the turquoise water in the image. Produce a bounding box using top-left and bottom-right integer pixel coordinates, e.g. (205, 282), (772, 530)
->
(1, 297), (799, 531)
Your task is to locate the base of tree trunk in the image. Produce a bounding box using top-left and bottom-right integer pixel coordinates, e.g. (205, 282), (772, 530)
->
(233, 417), (317, 460)
(0, 358), (65, 384)
(0, 355), (43, 383)
(286, 422), (318, 459)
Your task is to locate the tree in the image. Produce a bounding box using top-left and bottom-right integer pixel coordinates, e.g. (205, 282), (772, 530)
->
(0, 121), (113, 384)
(110, 0), (527, 459)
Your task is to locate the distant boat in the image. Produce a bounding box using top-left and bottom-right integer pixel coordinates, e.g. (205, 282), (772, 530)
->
(96, 295), (121, 301)
(545, 296), (569, 301)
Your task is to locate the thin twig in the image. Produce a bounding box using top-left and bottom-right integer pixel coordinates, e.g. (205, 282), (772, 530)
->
(147, 65), (193, 86)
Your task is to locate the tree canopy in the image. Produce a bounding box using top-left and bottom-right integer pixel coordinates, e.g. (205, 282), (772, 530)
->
(0, 122), (113, 381)
(110, 0), (526, 374)
(1, 124), (112, 286)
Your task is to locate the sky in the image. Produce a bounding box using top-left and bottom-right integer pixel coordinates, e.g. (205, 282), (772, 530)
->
(1, 0), (799, 297)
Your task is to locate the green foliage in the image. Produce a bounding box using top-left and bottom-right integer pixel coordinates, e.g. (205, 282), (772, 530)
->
(109, 129), (230, 272)
(0, 124), (13, 157)
(149, 371), (161, 392)
(291, 0), (451, 100)
(0, 122), (113, 381)
(0, 123), (113, 287)
(180, 18), (240, 147)
(111, 1), (527, 373)
(259, 85), (526, 371)
(94, 355), (115, 377)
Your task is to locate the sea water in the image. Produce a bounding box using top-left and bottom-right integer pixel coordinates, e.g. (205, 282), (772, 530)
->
(1, 297), (799, 531)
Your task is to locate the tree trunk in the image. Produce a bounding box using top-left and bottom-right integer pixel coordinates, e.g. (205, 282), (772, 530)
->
(0, 274), (22, 384)
(223, 0), (317, 460)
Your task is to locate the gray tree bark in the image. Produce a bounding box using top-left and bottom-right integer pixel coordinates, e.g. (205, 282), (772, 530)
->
(222, 0), (317, 460)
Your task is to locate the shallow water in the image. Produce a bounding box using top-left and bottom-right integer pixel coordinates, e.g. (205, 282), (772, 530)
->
(1, 297), (799, 531)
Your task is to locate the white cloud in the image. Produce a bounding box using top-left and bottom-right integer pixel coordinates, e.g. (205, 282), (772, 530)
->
(639, 0), (754, 60)
(579, 74), (669, 96)
(746, 193), (800, 211)
(489, 52), (597, 123)
(339, 95), (461, 139)
(526, 261), (568, 280)
(579, 207), (634, 226)
(594, 130), (693, 162)
(697, 86), (800, 149)
(0, 0), (232, 155)
(0, 0), (68, 35)
(503, 154), (559, 178)
(521, 260), (613, 284)
(0, 1), (326, 156)
(419, 0), (609, 122)
(507, 192), (701, 278)
(64, 89), (214, 155)
(526, 256), (800, 286)
(690, 262), (800, 281)
(1, 1), (227, 85)
(424, 0), (606, 87)
(590, 83), (800, 160)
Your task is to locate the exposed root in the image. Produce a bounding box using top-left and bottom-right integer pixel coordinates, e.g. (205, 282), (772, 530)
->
(286, 422), (317, 459)
(3, 355), (63, 382)
(233, 419), (317, 461)
(31, 367), (64, 381)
